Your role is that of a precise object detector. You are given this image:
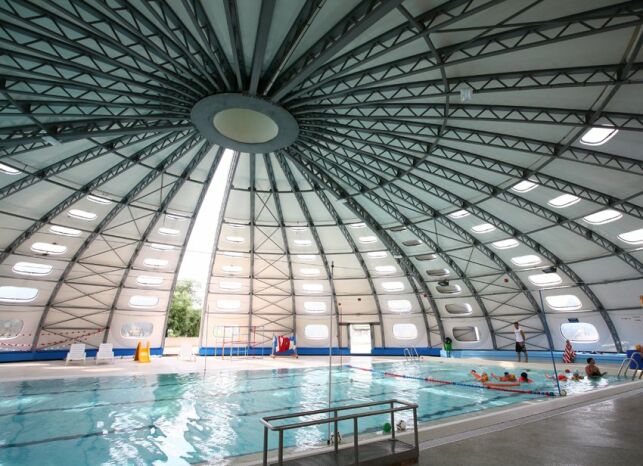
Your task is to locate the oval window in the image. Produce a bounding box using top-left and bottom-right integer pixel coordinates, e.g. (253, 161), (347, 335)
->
(436, 284), (462, 295)
(217, 299), (241, 311)
(403, 239), (422, 247)
(545, 294), (582, 311)
(528, 273), (562, 287)
(128, 295), (159, 308)
(618, 228), (643, 245)
(448, 210), (469, 219)
(445, 303), (472, 315)
(492, 238), (519, 250)
(136, 276), (163, 287)
(0, 162), (20, 175)
(12, 262), (53, 276)
(31, 242), (67, 255)
(50, 225), (81, 237)
(426, 268), (450, 277)
(222, 265), (243, 274)
(416, 254), (437, 261)
(367, 251), (387, 259)
(158, 227), (180, 236)
(300, 268), (321, 276)
(388, 300), (412, 313)
(583, 209), (622, 225)
(382, 281), (404, 292)
(302, 283), (323, 293)
(121, 322), (153, 338)
(219, 281), (242, 291)
(0, 286), (38, 303)
(304, 324), (328, 340)
(359, 236), (377, 244)
(144, 258), (168, 268)
(452, 326), (480, 342)
(226, 235), (245, 243)
(0, 318), (23, 339)
(511, 255), (542, 267)
(294, 239), (312, 246)
(393, 323), (417, 340)
(68, 209), (97, 221)
(87, 194), (111, 205)
(560, 322), (599, 343)
(471, 223), (496, 234)
(304, 301), (327, 313)
(548, 194), (580, 209)
(375, 265), (396, 275)
(150, 243), (175, 251)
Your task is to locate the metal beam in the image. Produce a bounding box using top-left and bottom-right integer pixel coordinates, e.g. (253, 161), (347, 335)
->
(223, 0), (247, 90)
(275, 153), (343, 347)
(249, 0), (275, 94)
(287, 150), (444, 346)
(264, 154), (297, 338)
(31, 137), (212, 350)
(270, 0), (405, 102)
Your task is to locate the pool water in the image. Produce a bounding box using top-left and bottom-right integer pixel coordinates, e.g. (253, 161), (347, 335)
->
(0, 360), (621, 465)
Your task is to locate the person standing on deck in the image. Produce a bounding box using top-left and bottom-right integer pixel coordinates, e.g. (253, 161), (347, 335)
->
(514, 322), (528, 363)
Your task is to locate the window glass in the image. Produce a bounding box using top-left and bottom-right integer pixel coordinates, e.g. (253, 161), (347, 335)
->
(388, 299), (412, 312)
(144, 258), (168, 268)
(128, 295), (159, 308)
(222, 265), (242, 274)
(31, 242), (67, 255)
(448, 210), (469, 219)
(367, 251), (387, 259)
(393, 323), (417, 340)
(436, 284), (462, 295)
(304, 301), (326, 313)
(583, 209), (622, 225)
(511, 180), (537, 192)
(150, 243), (175, 251)
(0, 162), (20, 175)
(300, 268), (320, 276)
(560, 322), (599, 342)
(416, 254), (437, 261)
(375, 265), (396, 275)
(219, 281), (242, 291)
(302, 283), (323, 293)
(50, 225), (81, 237)
(349, 222), (366, 229)
(548, 194), (580, 209)
(68, 209), (97, 220)
(445, 303), (472, 315)
(471, 223), (495, 234)
(359, 236), (377, 244)
(87, 194), (111, 204)
(217, 299), (241, 311)
(226, 235), (244, 243)
(426, 268), (449, 277)
(511, 255), (542, 267)
(546, 294), (582, 311)
(214, 325), (240, 339)
(158, 227), (180, 236)
(136, 276), (163, 286)
(403, 239), (422, 246)
(528, 273), (562, 287)
(580, 127), (618, 146)
(382, 281), (404, 292)
(0, 318), (23, 339)
(452, 326), (480, 342)
(305, 324), (328, 340)
(0, 286), (38, 303)
(12, 262), (53, 276)
(618, 228), (643, 245)
(492, 238), (519, 249)
(121, 322), (153, 338)
(294, 239), (312, 246)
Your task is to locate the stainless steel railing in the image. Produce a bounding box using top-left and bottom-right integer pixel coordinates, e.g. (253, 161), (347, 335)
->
(260, 398), (419, 465)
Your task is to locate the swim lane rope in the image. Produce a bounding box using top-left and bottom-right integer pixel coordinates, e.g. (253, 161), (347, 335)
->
(346, 365), (558, 397)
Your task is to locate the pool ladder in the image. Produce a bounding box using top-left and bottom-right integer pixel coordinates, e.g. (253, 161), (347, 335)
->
(617, 352), (643, 380)
(404, 346), (420, 361)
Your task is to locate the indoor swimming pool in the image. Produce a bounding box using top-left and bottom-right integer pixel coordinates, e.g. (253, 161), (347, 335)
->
(0, 360), (625, 465)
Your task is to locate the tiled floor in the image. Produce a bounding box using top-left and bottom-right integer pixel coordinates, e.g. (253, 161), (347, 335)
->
(420, 388), (643, 465)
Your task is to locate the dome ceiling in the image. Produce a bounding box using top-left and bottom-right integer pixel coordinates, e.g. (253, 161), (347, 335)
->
(0, 0), (641, 354)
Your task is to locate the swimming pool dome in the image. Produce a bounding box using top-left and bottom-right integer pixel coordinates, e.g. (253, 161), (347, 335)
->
(0, 0), (641, 359)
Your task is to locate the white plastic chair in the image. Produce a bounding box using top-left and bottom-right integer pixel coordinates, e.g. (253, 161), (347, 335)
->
(65, 343), (86, 365)
(178, 342), (196, 361)
(95, 343), (115, 364)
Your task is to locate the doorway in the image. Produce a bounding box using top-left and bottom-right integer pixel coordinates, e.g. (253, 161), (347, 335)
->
(349, 324), (372, 354)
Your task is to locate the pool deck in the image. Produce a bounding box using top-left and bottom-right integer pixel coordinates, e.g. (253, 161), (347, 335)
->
(0, 353), (623, 382)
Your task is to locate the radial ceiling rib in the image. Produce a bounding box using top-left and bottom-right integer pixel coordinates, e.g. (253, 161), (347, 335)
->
(291, 2), (643, 99)
(276, 153), (342, 344)
(270, 0), (406, 102)
(285, 148), (443, 346)
(300, 126), (643, 272)
(294, 136), (621, 351)
(264, 155), (297, 335)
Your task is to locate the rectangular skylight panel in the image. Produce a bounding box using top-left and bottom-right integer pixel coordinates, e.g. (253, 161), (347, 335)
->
(580, 126), (618, 146)
(548, 194), (580, 208)
(511, 180), (537, 193)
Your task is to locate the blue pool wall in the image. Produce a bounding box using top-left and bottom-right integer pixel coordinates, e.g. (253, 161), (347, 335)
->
(0, 347), (625, 364)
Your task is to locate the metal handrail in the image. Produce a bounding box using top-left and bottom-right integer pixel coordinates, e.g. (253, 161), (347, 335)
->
(261, 399), (419, 465)
(617, 352), (642, 380)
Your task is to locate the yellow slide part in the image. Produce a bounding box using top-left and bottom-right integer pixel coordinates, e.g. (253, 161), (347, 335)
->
(134, 341), (151, 363)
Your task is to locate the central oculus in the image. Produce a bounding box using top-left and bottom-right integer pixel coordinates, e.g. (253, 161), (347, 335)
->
(191, 93), (299, 153)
